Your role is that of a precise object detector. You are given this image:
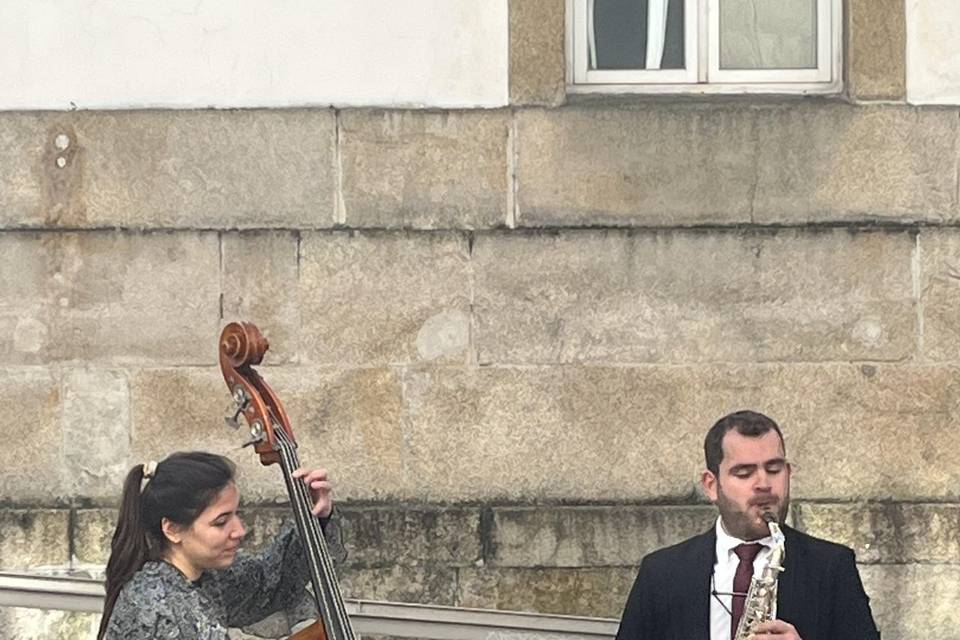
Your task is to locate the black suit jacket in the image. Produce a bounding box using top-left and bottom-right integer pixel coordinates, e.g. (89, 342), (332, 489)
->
(615, 525), (879, 640)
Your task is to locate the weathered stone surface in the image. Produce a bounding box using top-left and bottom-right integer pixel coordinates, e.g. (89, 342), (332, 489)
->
(474, 229), (915, 364)
(0, 115), (58, 228)
(0, 609), (100, 640)
(0, 110), (337, 229)
(491, 506), (715, 567)
(0, 369), (62, 502)
(340, 111), (510, 229)
(457, 567), (637, 618)
(920, 230), (960, 362)
(62, 369), (130, 499)
(510, 0), (565, 106)
(859, 564), (960, 640)
(340, 565), (457, 606)
(299, 232), (470, 366)
(0, 510), (69, 570)
(221, 231), (301, 364)
(906, 0), (960, 104)
(73, 508), (117, 565)
(796, 502), (960, 564)
(0, 232), (220, 365)
(336, 506), (480, 568)
(848, 0), (906, 101)
(130, 367), (405, 503)
(400, 364), (960, 502)
(753, 105), (958, 223)
(516, 106), (757, 226)
(518, 104), (958, 226)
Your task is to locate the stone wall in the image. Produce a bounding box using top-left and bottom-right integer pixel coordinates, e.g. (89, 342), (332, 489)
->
(2, 2), (959, 640)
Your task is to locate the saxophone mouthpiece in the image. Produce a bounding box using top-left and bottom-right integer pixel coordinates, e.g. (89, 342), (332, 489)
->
(761, 511), (777, 524)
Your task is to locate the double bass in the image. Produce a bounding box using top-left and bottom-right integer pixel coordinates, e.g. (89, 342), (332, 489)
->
(218, 321), (356, 640)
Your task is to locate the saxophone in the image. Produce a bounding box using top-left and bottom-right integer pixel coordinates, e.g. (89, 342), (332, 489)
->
(733, 511), (786, 640)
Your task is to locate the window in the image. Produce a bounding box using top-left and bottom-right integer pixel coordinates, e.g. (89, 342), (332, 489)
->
(567, 0), (841, 94)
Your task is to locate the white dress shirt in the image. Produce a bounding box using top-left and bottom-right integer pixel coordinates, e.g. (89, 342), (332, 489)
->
(710, 516), (777, 640)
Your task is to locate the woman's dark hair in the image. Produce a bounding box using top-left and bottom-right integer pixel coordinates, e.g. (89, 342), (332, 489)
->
(97, 452), (235, 640)
(704, 410), (785, 476)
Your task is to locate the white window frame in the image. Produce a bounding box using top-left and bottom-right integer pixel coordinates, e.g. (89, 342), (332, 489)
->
(566, 0), (842, 95)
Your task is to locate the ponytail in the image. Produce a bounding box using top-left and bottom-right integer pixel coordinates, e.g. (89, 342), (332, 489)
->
(98, 464), (150, 639)
(97, 453), (235, 639)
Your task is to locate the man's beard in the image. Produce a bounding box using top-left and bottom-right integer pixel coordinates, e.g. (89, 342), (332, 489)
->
(716, 484), (790, 540)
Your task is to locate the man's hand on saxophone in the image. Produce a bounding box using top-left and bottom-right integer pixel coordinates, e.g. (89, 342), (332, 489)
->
(748, 619), (801, 639)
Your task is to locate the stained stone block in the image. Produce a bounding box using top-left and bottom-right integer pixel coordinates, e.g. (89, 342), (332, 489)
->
(73, 509), (118, 566)
(491, 506), (715, 567)
(0, 609), (100, 640)
(474, 229), (915, 364)
(0, 232), (220, 366)
(62, 369), (130, 499)
(752, 105), (957, 223)
(795, 502), (960, 564)
(859, 564), (960, 640)
(0, 510), (69, 570)
(0, 110), (337, 229)
(516, 106), (757, 226)
(340, 565), (457, 606)
(510, 0), (566, 106)
(919, 230), (960, 362)
(336, 506), (480, 568)
(300, 232), (470, 366)
(0, 369), (62, 502)
(130, 366), (406, 503)
(221, 232), (301, 364)
(456, 567), (637, 618)
(340, 111), (510, 229)
(400, 364), (960, 502)
(848, 0), (906, 101)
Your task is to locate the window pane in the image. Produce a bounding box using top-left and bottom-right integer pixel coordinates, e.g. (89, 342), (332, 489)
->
(719, 0), (817, 70)
(591, 0), (685, 70)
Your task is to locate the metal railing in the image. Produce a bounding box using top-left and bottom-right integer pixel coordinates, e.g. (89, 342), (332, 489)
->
(0, 572), (618, 640)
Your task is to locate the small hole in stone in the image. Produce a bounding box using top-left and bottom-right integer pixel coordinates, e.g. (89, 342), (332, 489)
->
(56, 156), (67, 168)
(54, 134), (71, 151)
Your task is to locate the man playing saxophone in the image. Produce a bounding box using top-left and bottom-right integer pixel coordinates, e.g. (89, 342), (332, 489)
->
(615, 410), (879, 640)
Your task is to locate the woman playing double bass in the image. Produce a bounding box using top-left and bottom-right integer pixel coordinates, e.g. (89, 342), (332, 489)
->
(97, 452), (341, 639)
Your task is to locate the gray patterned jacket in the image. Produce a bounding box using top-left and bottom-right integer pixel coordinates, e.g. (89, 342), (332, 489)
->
(102, 519), (342, 639)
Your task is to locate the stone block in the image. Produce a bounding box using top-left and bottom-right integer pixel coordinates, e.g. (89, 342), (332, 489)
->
(221, 232), (301, 364)
(130, 366), (406, 503)
(62, 369), (130, 499)
(0, 110), (337, 229)
(474, 229), (915, 364)
(848, 0), (906, 101)
(73, 509), (117, 565)
(491, 506), (715, 567)
(516, 106), (757, 226)
(919, 230), (960, 361)
(456, 567), (637, 618)
(340, 110), (510, 229)
(906, 0), (960, 104)
(0, 232), (220, 365)
(0, 369), (62, 502)
(0, 510), (69, 570)
(510, 0), (566, 106)
(859, 564), (960, 640)
(753, 105), (957, 223)
(0, 609), (100, 640)
(795, 502), (960, 564)
(340, 565), (457, 606)
(517, 104), (958, 226)
(336, 506), (480, 568)
(299, 232), (470, 366)
(400, 364), (960, 502)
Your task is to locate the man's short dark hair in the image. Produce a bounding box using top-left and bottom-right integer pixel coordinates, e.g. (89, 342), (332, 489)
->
(704, 410), (785, 476)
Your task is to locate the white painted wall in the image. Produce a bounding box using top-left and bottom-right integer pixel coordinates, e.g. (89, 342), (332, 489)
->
(906, 0), (960, 105)
(0, 0), (508, 110)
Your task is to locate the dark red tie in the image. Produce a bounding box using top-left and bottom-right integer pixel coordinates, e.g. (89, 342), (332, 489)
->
(731, 543), (763, 640)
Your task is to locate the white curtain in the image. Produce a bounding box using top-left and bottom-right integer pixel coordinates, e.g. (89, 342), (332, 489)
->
(645, 0), (669, 69)
(587, 0), (598, 69)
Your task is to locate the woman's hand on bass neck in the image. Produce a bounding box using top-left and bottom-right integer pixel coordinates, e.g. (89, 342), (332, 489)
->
(292, 467), (334, 518)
